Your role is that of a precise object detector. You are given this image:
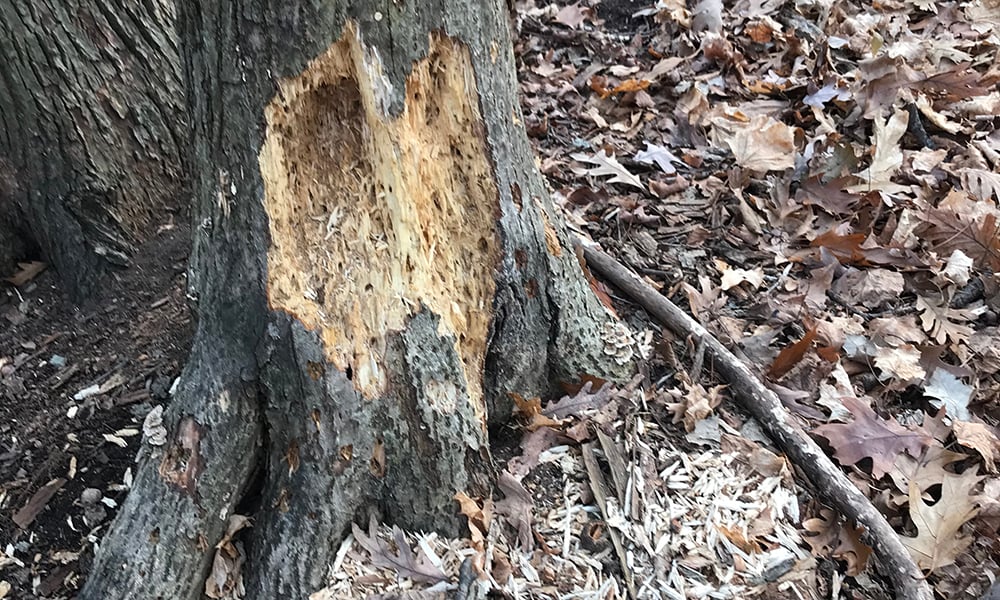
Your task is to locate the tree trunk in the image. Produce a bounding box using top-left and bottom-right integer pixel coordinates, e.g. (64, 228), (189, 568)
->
(0, 0), (185, 298)
(82, 0), (633, 597)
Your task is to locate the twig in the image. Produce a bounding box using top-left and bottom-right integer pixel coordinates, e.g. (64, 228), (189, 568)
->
(579, 242), (934, 600)
(581, 442), (637, 600)
(826, 291), (918, 319)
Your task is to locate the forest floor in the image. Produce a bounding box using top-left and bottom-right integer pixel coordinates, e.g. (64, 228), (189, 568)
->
(3, 0), (1000, 598)
(0, 219), (192, 597)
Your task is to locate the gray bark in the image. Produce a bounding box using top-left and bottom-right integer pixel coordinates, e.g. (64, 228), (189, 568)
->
(81, 0), (633, 598)
(0, 0), (185, 297)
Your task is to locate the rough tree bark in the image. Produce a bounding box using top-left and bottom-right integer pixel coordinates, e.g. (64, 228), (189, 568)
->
(82, 0), (632, 598)
(0, 0), (185, 297)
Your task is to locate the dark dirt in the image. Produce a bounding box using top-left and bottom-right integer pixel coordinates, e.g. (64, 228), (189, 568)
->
(0, 218), (193, 599)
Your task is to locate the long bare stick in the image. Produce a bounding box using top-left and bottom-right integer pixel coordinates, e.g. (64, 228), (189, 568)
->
(580, 243), (933, 600)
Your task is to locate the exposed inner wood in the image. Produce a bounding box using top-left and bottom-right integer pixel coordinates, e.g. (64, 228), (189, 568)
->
(259, 24), (501, 411)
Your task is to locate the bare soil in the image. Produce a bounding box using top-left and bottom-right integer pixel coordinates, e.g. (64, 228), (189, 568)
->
(0, 219), (193, 598)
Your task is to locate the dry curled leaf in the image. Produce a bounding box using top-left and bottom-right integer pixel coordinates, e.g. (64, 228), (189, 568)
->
(801, 509), (873, 576)
(494, 471), (534, 551)
(768, 326), (817, 379)
(3, 261), (46, 286)
(953, 421), (1000, 473)
(570, 150), (644, 190)
(454, 491), (493, 546)
(352, 519), (447, 584)
(511, 392), (561, 430)
(205, 514), (251, 599)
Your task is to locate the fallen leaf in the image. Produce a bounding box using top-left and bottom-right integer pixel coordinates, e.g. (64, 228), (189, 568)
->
(801, 509), (872, 575)
(917, 296), (977, 346)
(831, 268), (904, 309)
(810, 229), (868, 265)
(609, 79), (651, 96)
(813, 396), (933, 478)
(901, 470), (981, 572)
(12, 478), (66, 529)
(494, 471), (534, 551)
(769, 326), (818, 379)
(352, 520), (447, 583)
(940, 250), (975, 287)
(543, 380), (613, 419)
(205, 515), (251, 598)
(918, 208), (1000, 272)
(682, 275), (725, 322)
(507, 426), (564, 478)
(691, 0), (723, 33)
(454, 491), (493, 545)
(873, 344), (926, 383)
(571, 150), (644, 190)
(803, 84), (851, 108)
(852, 109), (908, 188)
(634, 142), (680, 175)
(923, 370), (973, 421)
(961, 168), (1000, 203)
(554, 2), (591, 28)
(953, 421), (1000, 473)
(666, 382), (725, 431)
(722, 115), (796, 173)
(796, 176), (861, 215)
(889, 446), (967, 499)
(3, 261), (46, 286)
(716, 259), (765, 291)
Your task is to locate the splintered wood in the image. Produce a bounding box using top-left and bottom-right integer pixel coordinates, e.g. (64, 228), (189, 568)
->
(259, 23), (500, 409)
(310, 384), (816, 599)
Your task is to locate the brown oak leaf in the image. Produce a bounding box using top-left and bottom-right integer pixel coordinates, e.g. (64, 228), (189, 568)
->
(352, 519), (447, 584)
(801, 508), (872, 575)
(917, 208), (1000, 271)
(900, 469), (982, 572)
(813, 396), (933, 479)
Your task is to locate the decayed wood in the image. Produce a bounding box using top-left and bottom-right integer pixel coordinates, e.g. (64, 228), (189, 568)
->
(579, 242), (934, 600)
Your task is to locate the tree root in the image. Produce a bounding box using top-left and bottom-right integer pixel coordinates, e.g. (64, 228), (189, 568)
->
(579, 242), (934, 600)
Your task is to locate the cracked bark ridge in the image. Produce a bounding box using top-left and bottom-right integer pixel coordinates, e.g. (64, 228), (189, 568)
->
(82, 1), (633, 598)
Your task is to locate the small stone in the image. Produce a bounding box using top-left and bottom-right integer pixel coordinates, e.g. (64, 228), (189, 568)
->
(80, 488), (102, 505)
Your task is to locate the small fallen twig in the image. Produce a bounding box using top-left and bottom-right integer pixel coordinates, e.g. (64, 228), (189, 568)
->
(579, 242), (934, 600)
(581, 442), (637, 600)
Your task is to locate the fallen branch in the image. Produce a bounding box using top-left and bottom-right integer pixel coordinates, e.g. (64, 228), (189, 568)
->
(579, 242), (934, 600)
